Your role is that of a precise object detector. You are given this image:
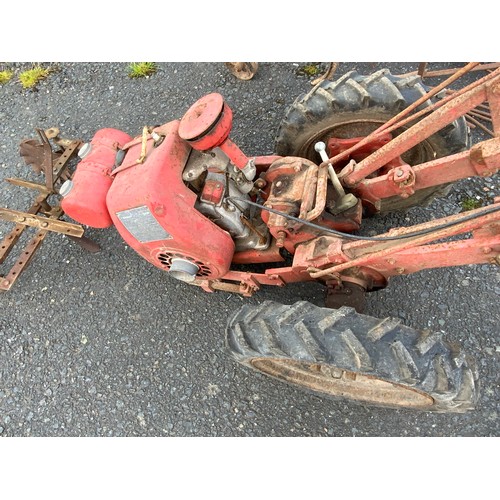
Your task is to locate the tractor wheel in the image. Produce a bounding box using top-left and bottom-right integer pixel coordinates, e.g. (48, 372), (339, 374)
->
(274, 68), (471, 214)
(226, 301), (479, 413)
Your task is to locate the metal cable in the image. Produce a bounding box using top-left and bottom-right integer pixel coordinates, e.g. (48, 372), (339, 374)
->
(228, 197), (500, 242)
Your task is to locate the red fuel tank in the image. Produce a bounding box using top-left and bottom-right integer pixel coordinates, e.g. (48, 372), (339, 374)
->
(61, 128), (132, 228)
(106, 120), (235, 280)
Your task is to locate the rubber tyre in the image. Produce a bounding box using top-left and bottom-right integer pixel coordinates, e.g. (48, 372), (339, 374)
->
(226, 301), (479, 413)
(274, 68), (471, 214)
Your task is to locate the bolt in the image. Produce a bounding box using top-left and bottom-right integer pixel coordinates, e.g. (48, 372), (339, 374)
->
(396, 169), (404, 177)
(3, 280), (9, 286)
(396, 267), (405, 274)
(41, 222), (49, 228)
(275, 181), (282, 188)
(387, 258), (396, 265)
(482, 247), (492, 254)
(276, 231), (286, 248)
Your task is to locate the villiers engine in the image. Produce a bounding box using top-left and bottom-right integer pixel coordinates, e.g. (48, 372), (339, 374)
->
(59, 93), (270, 284)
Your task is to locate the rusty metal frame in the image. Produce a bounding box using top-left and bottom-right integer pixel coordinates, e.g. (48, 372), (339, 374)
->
(0, 130), (90, 291)
(301, 199), (500, 281)
(352, 137), (499, 207)
(337, 67), (500, 188)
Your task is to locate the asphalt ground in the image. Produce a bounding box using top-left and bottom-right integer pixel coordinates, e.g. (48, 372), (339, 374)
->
(0, 62), (498, 447)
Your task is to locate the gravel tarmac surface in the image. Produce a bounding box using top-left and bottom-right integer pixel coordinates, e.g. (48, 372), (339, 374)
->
(0, 62), (498, 437)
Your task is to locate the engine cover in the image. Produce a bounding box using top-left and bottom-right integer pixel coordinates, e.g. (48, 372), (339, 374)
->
(106, 120), (235, 279)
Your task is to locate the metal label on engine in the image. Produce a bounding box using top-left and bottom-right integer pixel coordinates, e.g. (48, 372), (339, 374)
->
(116, 205), (172, 243)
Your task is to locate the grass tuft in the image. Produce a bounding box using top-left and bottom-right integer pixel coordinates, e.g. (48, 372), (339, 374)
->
(19, 66), (50, 89)
(461, 197), (483, 212)
(296, 63), (321, 77)
(128, 62), (157, 78)
(0, 70), (14, 84)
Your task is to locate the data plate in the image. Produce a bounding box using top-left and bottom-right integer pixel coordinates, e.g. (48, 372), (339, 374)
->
(116, 205), (172, 243)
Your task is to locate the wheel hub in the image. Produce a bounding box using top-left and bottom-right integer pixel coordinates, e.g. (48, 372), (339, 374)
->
(251, 358), (435, 409)
(301, 119), (436, 173)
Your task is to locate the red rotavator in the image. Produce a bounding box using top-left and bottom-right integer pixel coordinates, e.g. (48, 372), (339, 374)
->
(2, 65), (499, 413)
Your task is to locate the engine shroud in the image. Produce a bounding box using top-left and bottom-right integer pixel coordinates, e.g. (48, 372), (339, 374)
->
(106, 120), (235, 279)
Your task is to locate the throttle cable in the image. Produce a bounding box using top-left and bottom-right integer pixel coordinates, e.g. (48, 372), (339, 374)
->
(228, 197), (500, 242)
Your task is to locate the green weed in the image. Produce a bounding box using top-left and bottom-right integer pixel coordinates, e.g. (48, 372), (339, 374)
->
(461, 197), (482, 211)
(19, 66), (50, 89)
(0, 70), (13, 84)
(128, 62), (157, 78)
(297, 63), (321, 77)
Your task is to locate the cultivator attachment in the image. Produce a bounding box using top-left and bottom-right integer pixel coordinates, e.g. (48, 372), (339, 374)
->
(0, 128), (98, 291)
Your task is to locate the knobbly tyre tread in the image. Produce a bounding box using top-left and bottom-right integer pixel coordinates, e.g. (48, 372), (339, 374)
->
(226, 301), (480, 412)
(274, 68), (471, 213)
